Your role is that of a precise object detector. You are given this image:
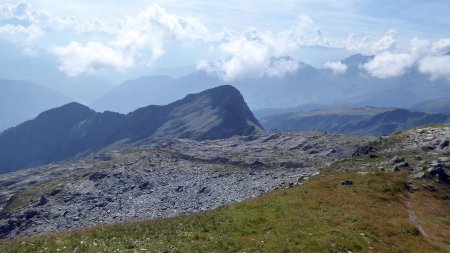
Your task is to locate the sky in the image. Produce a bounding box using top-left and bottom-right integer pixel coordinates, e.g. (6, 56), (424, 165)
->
(1, 0), (450, 82)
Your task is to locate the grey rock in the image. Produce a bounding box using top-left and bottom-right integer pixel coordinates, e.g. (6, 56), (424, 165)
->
(413, 172), (426, 179)
(340, 179), (353, 186)
(35, 196), (48, 207)
(439, 137), (450, 149)
(390, 156), (405, 164)
(24, 210), (38, 220)
(89, 171), (108, 181)
(392, 162), (408, 171)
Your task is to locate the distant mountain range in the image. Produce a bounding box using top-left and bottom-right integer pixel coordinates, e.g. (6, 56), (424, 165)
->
(92, 72), (224, 113)
(2, 52), (450, 133)
(91, 54), (450, 113)
(412, 97), (450, 115)
(260, 107), (450, 136)
(0, 85), (262, 173)
(0, 79), (71, 132)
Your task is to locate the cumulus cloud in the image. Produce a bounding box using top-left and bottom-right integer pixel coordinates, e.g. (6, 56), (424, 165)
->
(266, 57), (300, 78)
(324, 61), (347, 74)
(1, 1), (450, 82)
(430, 39), (450, 55)
(418, 55), (450, 81)
(0, 23), (43, 55)
(288, 15), (329, 47)
(53, 42), (134, 76)
(53, 4), (215, 76)
(345, 29), (398, 55)
(197, 31), (300, 80)
(196, 15), (327, 81)
(0, 1), (118, 56)
(362, 52), (413, 78)
(360, 35), (450, 80)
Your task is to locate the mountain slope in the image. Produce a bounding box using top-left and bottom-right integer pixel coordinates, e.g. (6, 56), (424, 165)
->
(0, 85), (262, 173)
(0, 79), (72, 132)
(261, 107), (450, 136)
(411, 97), (450, 115)
(1, 125), (449, 252)
(92, 72), (224, 113)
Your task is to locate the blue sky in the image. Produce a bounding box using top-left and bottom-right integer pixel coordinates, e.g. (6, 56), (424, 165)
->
(1, 0), (450, 82)
(22, 0), (450, 38)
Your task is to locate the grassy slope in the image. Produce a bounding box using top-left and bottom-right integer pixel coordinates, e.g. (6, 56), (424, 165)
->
(1, 137), (450, 252)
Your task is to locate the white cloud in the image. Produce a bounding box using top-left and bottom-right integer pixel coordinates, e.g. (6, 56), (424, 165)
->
(324, 61), (347, 74)
(288, 15), (329, 47)
(430, 39), (450, 55)
(0, 23), (43, 55)
(196, 15), (324, 81)
(266, 57), (300, 77)
(197, 31), (300, 80)
(418, 55), (450, 81)
(53, 4), (216, 76)
(360, 35), (450, 81)
(362, 52), (413, 78)
(345, 29), (398, 55)
(1, 1), (449, 82)
(53, 42), (134, 76)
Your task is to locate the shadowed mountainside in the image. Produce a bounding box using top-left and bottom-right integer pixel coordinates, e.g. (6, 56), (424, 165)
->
(0, 85), (263, 173)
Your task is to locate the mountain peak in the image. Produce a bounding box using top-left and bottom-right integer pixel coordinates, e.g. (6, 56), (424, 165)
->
(342, 54), (372, 66)
(36, 102), (95, 120)
(0, 86), (262, 172)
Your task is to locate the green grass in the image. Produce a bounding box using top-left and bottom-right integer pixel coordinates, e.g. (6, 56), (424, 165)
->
(1, 166), (447, 252)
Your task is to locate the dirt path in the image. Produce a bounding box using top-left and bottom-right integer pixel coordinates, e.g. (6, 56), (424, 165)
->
(406, 191), (429, 238)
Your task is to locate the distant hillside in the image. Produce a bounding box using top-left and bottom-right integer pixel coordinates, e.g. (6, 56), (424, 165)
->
(88, 53), (450, 112)
(0, 79), (71, 132)
(253, 104), (325, 119)
(0, 85), (263, 173)
(260, 107), (450, 136)
(333, 88), (426, 109)
(92, 72), (224, 113)
(411, 97), (450, 115)
(92, 75), (175, 113)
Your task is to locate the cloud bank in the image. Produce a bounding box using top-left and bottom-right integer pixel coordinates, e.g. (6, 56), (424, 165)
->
(0, 1), (450, 82)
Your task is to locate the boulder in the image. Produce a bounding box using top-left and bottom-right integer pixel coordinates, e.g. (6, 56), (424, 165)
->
(36, 196), (48, 207)
(340, 179), (353, 186)
(413, 172), (426, 179)
(439, 137), (450, 149)
(89, 171), (108, 181)
(390, 156), (405, 164)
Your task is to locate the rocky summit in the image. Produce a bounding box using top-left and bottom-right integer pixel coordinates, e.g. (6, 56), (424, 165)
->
(0, 85), (263, 173)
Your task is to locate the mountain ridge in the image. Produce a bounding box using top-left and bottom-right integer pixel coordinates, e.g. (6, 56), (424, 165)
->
(260, 106), (450, 136)
(0, 85), (262, 173)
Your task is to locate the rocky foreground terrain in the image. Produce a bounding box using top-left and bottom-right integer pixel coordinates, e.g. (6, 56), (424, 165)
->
(0, 131), (371, 239)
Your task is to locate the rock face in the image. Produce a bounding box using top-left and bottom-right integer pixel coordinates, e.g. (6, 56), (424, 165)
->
(0, 85), (263, 173)
(0, 130), (372, 239)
